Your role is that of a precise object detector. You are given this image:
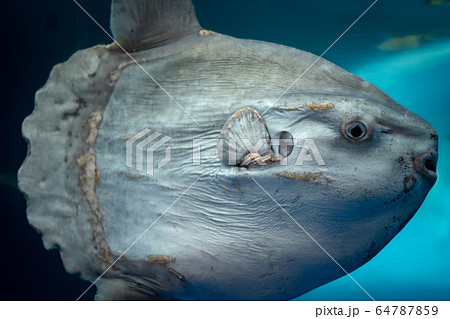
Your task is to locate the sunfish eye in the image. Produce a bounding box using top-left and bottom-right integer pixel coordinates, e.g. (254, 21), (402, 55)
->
(345, 121), (367, 140)
(279, 131), (294, 157)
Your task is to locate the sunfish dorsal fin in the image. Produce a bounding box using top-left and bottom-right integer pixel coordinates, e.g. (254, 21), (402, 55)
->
(111, 0), (201, 51)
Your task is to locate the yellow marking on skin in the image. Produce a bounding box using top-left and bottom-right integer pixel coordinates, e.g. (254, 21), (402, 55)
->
(120, 134), (147, 141)
(232, 107), (249, 118)
(236, 185), (242, 192)
(76, 111), (114, 265)
(281, 105), (302, 110)
(109, 59), (148, 83)
(278, 171), (333, 184)
(199, 29), (216, 35)
(281, 103), (334, 111)
(231, 107), (262, 120)
(240, 153), (276, 166)
(149, 256), (175, 266)
(120, 135), (134, 140)
(307, 104), (334, 110)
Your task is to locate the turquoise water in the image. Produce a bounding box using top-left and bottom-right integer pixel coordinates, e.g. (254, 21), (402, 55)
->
(297, 39), (450, 301)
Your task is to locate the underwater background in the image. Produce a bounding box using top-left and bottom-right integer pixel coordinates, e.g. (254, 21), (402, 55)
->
(0, 0), (448, 300)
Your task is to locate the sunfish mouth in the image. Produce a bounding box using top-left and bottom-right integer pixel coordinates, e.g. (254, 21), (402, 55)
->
(413, 151), (438, 181)
(403, 150), (438, 192)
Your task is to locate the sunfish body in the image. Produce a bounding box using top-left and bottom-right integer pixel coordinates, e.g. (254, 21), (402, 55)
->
(18, 0), (438, 300)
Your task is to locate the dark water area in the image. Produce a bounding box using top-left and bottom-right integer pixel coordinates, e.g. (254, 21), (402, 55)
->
(0, 0), (449, 300)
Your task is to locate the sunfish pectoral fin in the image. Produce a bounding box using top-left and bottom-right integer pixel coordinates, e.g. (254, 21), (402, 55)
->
(217, 107), (274, 167)
(110, 0), (202, 52)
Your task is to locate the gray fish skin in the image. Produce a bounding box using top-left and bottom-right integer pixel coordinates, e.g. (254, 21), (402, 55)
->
(18, 0), (438, 300)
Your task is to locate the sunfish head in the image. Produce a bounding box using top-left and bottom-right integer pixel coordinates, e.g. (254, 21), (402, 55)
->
(216, 64), (438, 296)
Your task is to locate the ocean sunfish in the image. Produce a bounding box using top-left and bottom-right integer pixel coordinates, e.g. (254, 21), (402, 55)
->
(18, 0), (438, 300)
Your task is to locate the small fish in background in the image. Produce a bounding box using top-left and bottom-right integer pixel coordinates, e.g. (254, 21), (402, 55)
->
(377, 34), (447, 51)
(426, 0), (450, 6)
